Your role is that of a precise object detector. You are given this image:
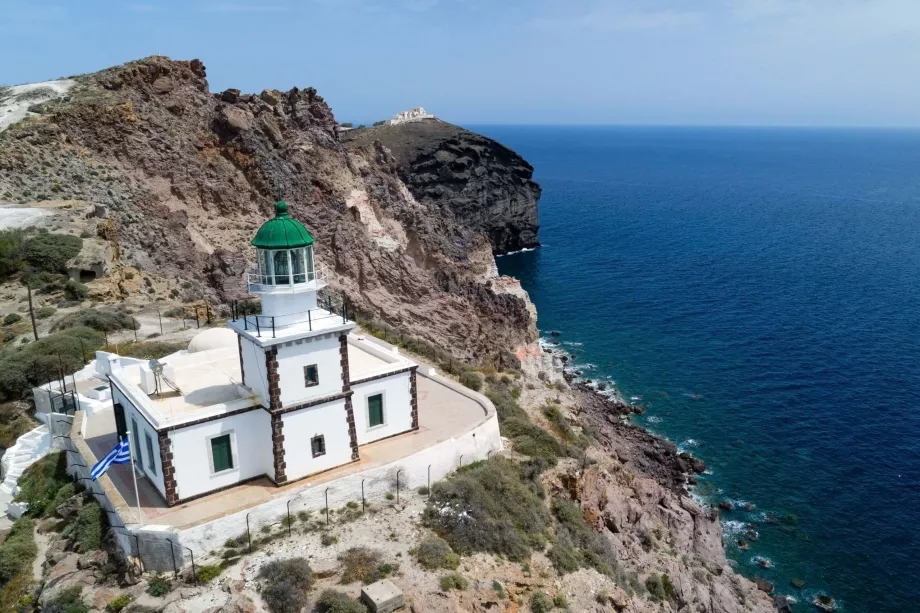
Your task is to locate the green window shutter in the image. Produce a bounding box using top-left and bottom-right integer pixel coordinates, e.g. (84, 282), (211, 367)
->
(368, 394), (384, 427)
(211, 435), (234, 472)
(145, 433), (157, 475)
(304, 365), (318, 387)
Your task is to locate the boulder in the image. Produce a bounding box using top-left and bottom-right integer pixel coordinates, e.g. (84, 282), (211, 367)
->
(754, 578), (774, 594)
(57, 494), (83, 520)
(221, 88), (240, 103)
(260, 89), (281, 106)
(221, 578), (245, 595)
(77, 549), (108, 570)
(152, 77), (175, 94)
(219, 106), (253, 133)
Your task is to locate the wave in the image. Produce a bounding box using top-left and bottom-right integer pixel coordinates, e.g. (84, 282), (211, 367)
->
(646, 415), (663, 424)
(561, 340), (584, 347)
(677, 439), (700, 453)
(496, 246), (540, 257)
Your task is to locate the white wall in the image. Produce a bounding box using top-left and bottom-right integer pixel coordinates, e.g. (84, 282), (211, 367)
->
(124, 402), (166, 498)
(169, 408), (273, 500)
(276, 334), (343, 407)
(240, 338), (268, 405)
(281, 398), (353, 481)
(352, 371), (414, 445)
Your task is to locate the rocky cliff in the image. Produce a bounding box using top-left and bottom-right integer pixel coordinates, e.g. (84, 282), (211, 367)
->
(343, 120), (540, 254)
(0, 56), (537, 365)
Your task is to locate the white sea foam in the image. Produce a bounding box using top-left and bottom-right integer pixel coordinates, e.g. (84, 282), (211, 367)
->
(496, 246), (539, 257)
(750, 555), (774, 568)
(562, 341), (584, 347)
(721, 520), (748, 537)
(677, 439), (700, 453)
(630, 395), (642, 401)
(647, 416), (663, 424)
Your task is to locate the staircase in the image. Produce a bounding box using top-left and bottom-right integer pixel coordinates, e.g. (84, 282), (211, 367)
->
(0, 425), (51, 520)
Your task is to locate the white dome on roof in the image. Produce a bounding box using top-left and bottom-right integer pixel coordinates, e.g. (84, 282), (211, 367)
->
(188, 327), (238, 353)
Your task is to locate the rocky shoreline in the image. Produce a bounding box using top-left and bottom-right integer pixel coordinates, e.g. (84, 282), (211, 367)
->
(540, 339), (793, 612)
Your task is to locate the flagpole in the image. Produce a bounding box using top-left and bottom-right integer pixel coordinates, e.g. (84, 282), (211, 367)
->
(125, 431), (144, 526)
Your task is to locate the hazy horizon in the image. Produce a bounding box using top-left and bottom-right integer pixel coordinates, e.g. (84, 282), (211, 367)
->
(3, 0), (920, 128)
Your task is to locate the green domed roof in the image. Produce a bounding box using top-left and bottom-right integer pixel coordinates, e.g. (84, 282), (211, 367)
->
(252, 202), (315, 249)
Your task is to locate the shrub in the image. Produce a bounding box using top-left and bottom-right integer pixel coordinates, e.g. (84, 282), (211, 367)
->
(492, 580), (505, 598)
(0, 229), (24, 279)
(105, 594), (133, 613)
(146, 574), (172, 597)
(314, 589), (366, 613)
(321, 533), (338, 546)
(503, 418), (565, 460)
(258, 558), (312, 613)
(64, 279), (88, 300)
(35, 306), (56, 319)
(459, 371), (483, 392)
(416, 536), (459, 570)
(14, 452), (70, 517)
(23, 233), (82, 274)
(439, 573), (468, 591)
(529, 592), (553, 613)
(549, 497), (617, 576)
(111, 340), (186, 360)
(0, 326), (102, 401)
(74, 500), (106, 551)
(0, 518), (37, 584)
(553, 593), (568, 607)
(424, 457), (551, 561)
(338, 547), (385, 584)
(196, 564), (223, 582)
(0, 403), (38, 449)
(2, 313), (21, 326)
(645, 573), (675, 602)
(43, 586), (89, 613)
(53, 307), (136, 333)
(417, 485), (429, 495)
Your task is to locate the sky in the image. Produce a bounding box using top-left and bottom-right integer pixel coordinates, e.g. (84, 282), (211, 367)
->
(2, 0), (920, 127)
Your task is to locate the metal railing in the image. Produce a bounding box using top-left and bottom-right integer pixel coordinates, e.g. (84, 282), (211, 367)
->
(245, 264), (328, 293)
(229, 294), (350, 338)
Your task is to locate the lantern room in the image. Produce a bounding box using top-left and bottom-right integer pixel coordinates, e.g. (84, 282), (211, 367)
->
(247, 201), (326, 320)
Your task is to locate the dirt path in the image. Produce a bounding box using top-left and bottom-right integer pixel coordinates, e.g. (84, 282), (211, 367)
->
(32, 526), (50, 582)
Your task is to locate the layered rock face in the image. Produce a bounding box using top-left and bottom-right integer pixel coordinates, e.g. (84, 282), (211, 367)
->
(0, 56), (538, 364)
(344, 120), (541, 254)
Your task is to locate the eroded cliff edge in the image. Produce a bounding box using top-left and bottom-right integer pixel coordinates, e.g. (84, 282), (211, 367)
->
(0, 56), (537, 365)
(343, 120), (541, 255)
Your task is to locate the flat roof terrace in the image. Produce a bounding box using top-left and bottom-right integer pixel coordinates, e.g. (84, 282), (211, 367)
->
(77, 371), (491, 529)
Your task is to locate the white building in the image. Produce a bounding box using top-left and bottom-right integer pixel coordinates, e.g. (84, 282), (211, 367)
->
(106, 201), (420, 506)
(386, 107), (434, 125)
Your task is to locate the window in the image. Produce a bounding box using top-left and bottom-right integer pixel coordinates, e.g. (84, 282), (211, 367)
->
(367, 394), (384, 428)
(210, 434), (234, 473)
(273, 250), (290, 285)
(131, 419), (141, 465)
(304, 364), (319, 387)
(311, 435), (326, 457)
(145, 432), (157, 475)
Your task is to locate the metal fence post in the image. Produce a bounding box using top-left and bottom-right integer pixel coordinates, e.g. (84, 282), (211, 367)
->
(156, 308), (163, 335)
(169, 542), (178, 579)
(129, 533), (144, 574)
(246, 513), (253, 553)
(361, 479), (366, 513)
(427, 465), (431, 495)
(286, 500), (293, 537)
(395, 470), (402, 505)
(195, 309), (200, 329)
(183, 545), (197, 584)
(325, 488), (330, 525)
(458, 455), (464, 469)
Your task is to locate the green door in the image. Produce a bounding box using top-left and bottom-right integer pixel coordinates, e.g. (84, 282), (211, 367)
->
(368, 394), (384, 427)
(211, 435), (234, 472)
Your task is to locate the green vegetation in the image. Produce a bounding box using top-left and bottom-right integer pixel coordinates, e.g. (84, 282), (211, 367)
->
(0, 402), (38, 449)
(423, 456), (551, 561)
(337, 547), (394, 584)
(2, 313), (21, 326)
(0, 230), (25, 278)
(145, 574), (172, 597)
(43, 586), (90, 613)
(485, 380), (569, 462)
(416, 535), (460, 570)
(314, 589), (366, 613)
(321, 533), (338, 546)
(439, 573), (468, 591)
(14, 452), (71, 517)
(195, 564), (223, 583)
(529, 592), (553, 613)
(553, 593), (568, 608)
(258, 558), (312, 613)
(65, 279), (88, 300)
(106, 340), (186, 360)
(36, 306), (57, 319)
(491, 580), (505, 598)
(645, 573), (676, 603)
(340, 122), (354, 128)
(23, 233), (82, 275)
(0, 518), (37, 584)
(74, 500), (107, 552)
(548, 497), (617, 576)
(53, 307), (137, 333)
(0, 326), (102, 401)
(372, 120), (386, 127)
(416, 485), (429, 495)
(459, 370), (483, 392)
(105, 594), (133, 613)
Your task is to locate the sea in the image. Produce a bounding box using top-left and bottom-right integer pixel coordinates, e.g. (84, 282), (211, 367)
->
(474, 126), (920, 613)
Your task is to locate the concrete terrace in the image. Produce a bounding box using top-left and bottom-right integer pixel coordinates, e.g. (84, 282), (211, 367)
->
(77, 371), (490, 529)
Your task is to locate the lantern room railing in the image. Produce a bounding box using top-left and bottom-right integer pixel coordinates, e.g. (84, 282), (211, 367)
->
(246, 263), (328, 293)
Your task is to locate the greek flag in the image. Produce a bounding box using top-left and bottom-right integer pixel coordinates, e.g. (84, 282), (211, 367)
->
(90, 438), (131, 480)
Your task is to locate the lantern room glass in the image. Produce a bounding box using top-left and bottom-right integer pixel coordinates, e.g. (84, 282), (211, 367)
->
(257, 248), (316, 286)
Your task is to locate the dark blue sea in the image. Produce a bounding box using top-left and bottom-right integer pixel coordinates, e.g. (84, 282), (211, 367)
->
(478, 126), (920, 613)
